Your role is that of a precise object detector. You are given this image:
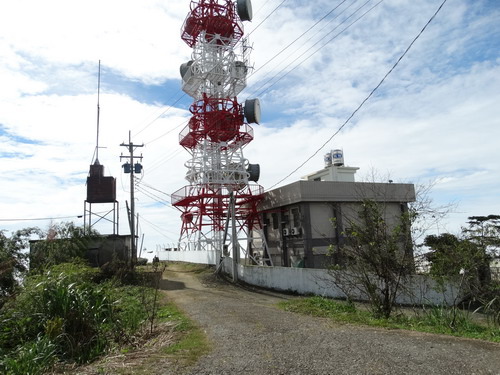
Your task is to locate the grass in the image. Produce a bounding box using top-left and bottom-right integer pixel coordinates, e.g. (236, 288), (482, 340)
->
(159, 301), (211, 365)
(278, 296), (500, 343)
(87, 301), (210, 375)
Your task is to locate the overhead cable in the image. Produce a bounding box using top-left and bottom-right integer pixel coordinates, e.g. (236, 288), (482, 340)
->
(244, 0), (289, 39)
(137, 214), (179, 241)
(132, 93), (187, 137)
(246, 0), (350, 81)
(144, 119), (188, 146)
(135, 184), (177, 211)
(252, 0), (382, 98)
(0, 215), (82, 222)
(267, 0), (449, 190)
(137, 180), (172, 197)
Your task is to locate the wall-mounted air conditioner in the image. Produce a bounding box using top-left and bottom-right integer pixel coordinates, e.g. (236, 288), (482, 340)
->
(291, 227), (302, 236)
(282, 228), (290, 236)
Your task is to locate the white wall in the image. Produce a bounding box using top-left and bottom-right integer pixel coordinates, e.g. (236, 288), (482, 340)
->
(222, 257), (460, 306)
(160, 250), (217, 265)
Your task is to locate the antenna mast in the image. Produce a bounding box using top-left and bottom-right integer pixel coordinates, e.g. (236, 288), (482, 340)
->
(96, 60), (101, 164)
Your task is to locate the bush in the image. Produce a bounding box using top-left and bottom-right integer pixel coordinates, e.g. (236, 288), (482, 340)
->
(0, 262), (157, 370)
(0, 335), (57, 375)
(1, 264), (113, 363)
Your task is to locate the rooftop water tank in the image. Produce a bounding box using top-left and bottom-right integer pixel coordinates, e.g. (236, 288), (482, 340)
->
(324, 152), (332, 167)
(332, 149), (344, 166)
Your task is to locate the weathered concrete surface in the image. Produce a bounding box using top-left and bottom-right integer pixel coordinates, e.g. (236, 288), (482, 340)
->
(161, 265), (500, 375)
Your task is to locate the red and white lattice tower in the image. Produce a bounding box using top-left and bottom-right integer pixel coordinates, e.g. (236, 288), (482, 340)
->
(171, 0), (271, 264)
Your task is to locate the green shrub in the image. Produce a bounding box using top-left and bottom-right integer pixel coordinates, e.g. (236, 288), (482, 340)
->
(0, 262), (165, 371)
(1, 264), (135, 364)
(7, 268), (113, 362)
(0, 335), (57, 375)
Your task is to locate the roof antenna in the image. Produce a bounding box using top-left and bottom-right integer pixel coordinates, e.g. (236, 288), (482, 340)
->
(95, 60), (101, 165)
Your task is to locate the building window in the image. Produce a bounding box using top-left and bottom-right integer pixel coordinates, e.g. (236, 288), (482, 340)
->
(272, 213), (279, 230)
(291, 207), (300, 227)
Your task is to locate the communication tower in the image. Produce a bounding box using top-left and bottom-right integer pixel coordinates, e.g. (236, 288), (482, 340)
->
(171, 0), (270, 266)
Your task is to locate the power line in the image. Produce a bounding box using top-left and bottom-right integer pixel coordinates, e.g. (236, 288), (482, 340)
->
(244, 0), (289, 39)
(250, 0), (382, 98)
(136, 185), (170, 207)
(267, 0), (449, 190)
(246, 0), (350, 82)
(143, 119), (188, 146)
(139, 214), (179, 240)
(132, 93), (187, 137)
(0, 212), (100, 222)
(138, 180), (172, 198)
(146, 149), (184, 175)
(135, 184), (177, 212)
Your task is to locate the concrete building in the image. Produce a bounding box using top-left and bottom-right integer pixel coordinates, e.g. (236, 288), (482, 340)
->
(257, 151), (416, 269)
(30, 234), (134, 269)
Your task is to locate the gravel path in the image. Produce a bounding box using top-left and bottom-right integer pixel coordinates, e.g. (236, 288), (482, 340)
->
(161, 265), (500, 375)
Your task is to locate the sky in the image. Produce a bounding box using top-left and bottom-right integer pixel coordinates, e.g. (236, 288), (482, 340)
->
(0, 0), (499, 258)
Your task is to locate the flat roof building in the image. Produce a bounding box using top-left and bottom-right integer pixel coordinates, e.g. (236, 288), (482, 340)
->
(257, 154), (416, 269)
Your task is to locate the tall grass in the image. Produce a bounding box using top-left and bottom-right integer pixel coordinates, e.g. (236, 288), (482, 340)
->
(0, 263), (158, 373)
(0, 335), (57, 375)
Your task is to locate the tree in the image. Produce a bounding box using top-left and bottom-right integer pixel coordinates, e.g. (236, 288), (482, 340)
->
(464, 215), (500, 256)
(325, 177), (454, 318)
(425, 215), (499, 289)
(329, 199), (413, 318)
(0, 228), (39, 307)
(424, 233), (487, 287)
(425, 215), (500, 323)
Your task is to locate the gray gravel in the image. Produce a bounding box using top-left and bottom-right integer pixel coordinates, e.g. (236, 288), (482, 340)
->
(161, 266), (500, 375)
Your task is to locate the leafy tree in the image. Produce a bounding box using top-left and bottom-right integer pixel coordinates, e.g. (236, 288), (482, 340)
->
(424, 215), (500, 326)
(0, 228), (39, 307)
(424, 233), (487, 289)
(329, 199), (413, 318)
(464, 215), (500, 257)
(425, 215), (498, 289)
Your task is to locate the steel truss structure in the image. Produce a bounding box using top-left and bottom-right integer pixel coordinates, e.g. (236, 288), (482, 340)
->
(172, 0), (271, 265)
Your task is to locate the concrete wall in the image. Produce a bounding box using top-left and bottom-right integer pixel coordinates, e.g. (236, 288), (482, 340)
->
(221, 257), (460, 306)
(160, 250), (217, 265)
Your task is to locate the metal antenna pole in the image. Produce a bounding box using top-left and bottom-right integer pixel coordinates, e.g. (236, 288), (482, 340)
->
(96, 60), (101, 163)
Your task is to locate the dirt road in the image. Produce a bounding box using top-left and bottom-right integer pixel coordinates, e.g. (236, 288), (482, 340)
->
(161, 265), (500, 375)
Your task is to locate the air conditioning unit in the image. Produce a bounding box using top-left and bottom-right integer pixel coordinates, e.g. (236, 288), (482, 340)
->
(291, 227), (302, 236)
(282, 228), (290, 236)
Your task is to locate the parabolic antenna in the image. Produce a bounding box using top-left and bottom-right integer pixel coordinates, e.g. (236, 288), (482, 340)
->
(237, 0), (253, 22)
(247, 163), (260, 182)
(244, 98), (261, 124)
(180, 60), (193, 79)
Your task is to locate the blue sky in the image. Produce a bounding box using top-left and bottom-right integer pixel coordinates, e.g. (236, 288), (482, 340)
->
(0, 0), (499, 256)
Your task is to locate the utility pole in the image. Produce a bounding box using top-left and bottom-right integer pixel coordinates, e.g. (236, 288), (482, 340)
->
(120, 131), (143, 267)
